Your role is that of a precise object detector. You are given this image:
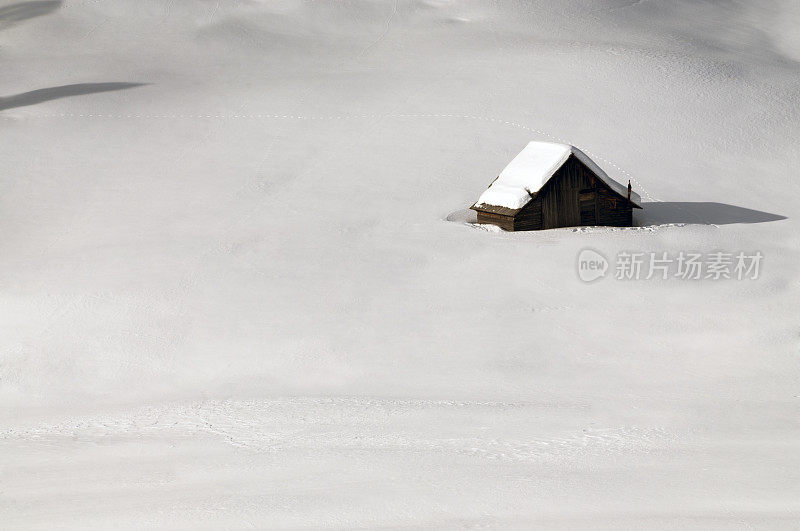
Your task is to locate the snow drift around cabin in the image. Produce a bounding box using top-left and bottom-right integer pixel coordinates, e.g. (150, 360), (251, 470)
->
(474, 141), (642, 210)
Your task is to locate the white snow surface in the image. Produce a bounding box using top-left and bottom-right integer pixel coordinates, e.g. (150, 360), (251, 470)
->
(474, 141), (642, 210)
(2, 0), (800, 528)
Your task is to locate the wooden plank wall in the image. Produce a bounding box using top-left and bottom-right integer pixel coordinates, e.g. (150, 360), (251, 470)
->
(476, 211), (515, 231)
(540, 156), (594, 229)
(596, 187), (634, 226)
(579, 190), (598, 225)
(513, 197), (543, 230)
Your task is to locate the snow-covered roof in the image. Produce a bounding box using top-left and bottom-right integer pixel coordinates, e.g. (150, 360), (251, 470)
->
(473, 141), (642, 211)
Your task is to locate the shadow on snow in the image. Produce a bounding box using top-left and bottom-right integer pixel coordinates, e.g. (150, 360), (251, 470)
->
(639, 202), (786, 226)
(0, 83), (148, 111)
(0, 1), (61, 27)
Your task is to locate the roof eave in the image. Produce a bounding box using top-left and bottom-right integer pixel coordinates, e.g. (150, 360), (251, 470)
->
(470, 203), (523, 216)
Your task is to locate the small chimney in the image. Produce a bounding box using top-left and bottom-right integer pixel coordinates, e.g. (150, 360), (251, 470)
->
(627, 180), (632, 201)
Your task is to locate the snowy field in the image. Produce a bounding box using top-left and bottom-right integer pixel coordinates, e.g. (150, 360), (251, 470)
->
(2, 0), (799, 528)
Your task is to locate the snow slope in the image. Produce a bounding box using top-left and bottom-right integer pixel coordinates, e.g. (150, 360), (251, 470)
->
(1, 0), (799, 528)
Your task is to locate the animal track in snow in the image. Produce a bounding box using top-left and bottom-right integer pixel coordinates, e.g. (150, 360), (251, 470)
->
(2, 398), (673, 463)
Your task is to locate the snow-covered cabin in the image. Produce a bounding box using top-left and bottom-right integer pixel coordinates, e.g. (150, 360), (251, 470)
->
(471, 142), (642, 231)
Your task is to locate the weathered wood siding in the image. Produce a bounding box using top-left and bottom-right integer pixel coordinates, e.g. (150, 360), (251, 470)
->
(579, 190), (598, 225)
(513, 196), (543, 231)
(539, 156), (594, 229)
(476, 211), (514, 231)
(595, 187), (633, 226)
(537, 155), (633, 229)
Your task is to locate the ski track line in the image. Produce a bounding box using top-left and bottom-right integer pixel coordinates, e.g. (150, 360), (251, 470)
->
(359, 0), (399, 57)
(4, 111), (659, 202)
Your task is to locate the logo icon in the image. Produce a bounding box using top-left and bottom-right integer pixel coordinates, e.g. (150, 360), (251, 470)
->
(577, 248), (608, 282)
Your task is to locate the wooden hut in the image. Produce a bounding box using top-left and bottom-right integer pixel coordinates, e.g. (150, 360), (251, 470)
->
(470, 142), (642, 231)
